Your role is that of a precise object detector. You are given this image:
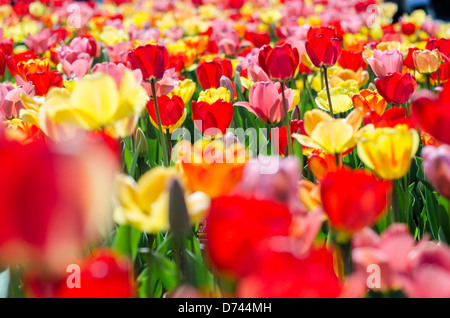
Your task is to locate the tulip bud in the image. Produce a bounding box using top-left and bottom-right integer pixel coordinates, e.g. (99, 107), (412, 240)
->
(291, 104), (301, 121)
(135, 127), (148, 157)
(413, 49), (442, 75)
(220, 75), (234, 100)
(168, 179), (191, 237)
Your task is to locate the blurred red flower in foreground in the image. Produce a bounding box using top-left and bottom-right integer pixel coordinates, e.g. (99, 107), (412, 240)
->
(205, 196), (292, 278)
(320, 168), (392, 233)
(25, 249), (134, 298)
(411, 82), (450, 145)
(237, 247), (342, 298)
(0, 132), (119, 271)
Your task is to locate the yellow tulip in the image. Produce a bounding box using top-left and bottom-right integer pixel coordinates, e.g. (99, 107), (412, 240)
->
(168, 78), (196, 104)
(315, 83), (358, 115)
(413, 49), (442, 75)
(44, 71), (148, 134)
(198, 87), (230, 104)
(113, 167), (210, 234)
(292, 108), (363, 154)
(356, 124), (420, 180)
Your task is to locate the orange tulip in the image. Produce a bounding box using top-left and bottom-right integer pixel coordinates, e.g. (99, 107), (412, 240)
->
(352, 89), (388, 115)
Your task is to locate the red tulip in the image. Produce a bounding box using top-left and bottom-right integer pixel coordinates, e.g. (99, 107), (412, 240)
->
(431, 60), (450, 83)
(5, 50), (37, 77)
(403, 47), (420, 70)
(258, 43), (299, 81)
(146, 95), (186, 132)
(401, 22), (416, 36)
(244, 31), (270, 48)
(320, 168), (392, 233)
(273, 119), (303, 156)
(307, 26), (336, 40)
(338, 50), (366, 71)
(191, 99), (233, 137)
(427, 38), (450, 62)
(0, 135), (119, 270)
(411, 82), (450, 144)
(305, 35), (342, 68)
(0, 50), (5, 78)
(25, 249), (134, 298)
(374, 72), (417, 104)
(127, 44), (169, 81)
(196, 60), (223, 90)
(237, 247), (342, 298)
(364, 106), (414, 129)
(27, 70), (63, 96)
(205, 195), (292, 277)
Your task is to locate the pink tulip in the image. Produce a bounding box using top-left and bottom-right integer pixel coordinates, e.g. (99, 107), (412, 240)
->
(142, 68), (178, 97)
(352, 223), (415, 291)
(106, 42), (132, 63)
(422, 145), (450, 199)
(62, 53), (93, 79)
(0, 82), (34, 120)
(367, 49), (403, 78)
(23, 29), (57, 55)
(399, 242), (450, 298)
(247, 63), (270, 82)
(92, 62), (143, 88)
(235, 81), (293, 125)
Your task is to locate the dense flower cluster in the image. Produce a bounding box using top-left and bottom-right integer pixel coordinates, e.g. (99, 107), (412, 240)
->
(0, 0), (450, 299)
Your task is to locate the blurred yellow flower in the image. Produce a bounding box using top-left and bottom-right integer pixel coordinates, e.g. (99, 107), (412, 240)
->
(113, 167), (210, 234)
(45, 71), (148, 134)
(168, 78), (196, 104)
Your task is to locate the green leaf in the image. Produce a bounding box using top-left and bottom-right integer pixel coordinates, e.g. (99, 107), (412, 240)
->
(113, 225), (142, 261)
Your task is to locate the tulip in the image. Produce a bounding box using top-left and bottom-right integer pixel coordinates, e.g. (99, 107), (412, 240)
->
(26, 70), (63, 96)
(0, 51), (5, 78)
(413, 49), (442, 74)
(306, 148), (338, 181)
(17, 58), (50, 81)
(367, 49), (403, 78)
(272, 119), (302, 157)
(365, 106), (413, 129)
(168, 78), (196, 104)
(422, 145), (450, 199)
(352, 89), (387, 115)
(196, 59), (223, 90)
(146, 95), (186, 134)
(321, 167), (392, 233)
(0, 81), (34, 120)
(205, 195), (292, 277)
(426, 38), (450, 62)
(235, 81), (293, 125)
(45, 71), (147, 134)
(177, 139), (249, 198)
(5, 50), (38, 77)
(411, 84), (450, 144)
(25, 249), (134, 298)
(198, 87), (230, 104)
(329, 69), (369, 88)
(298, 179), (322, 211)
(244, 31), (270, 48)
(292, 108), (363, 154)
(258, 43), (300, 82)
(315, 86), (355, 115)
(127, 44), (169, 82)
(305, 35), (342, 69)
(237, 247), (342, 298)
(0, 134), (119, 271)
(403, 47), (420, 70)
(23, 29), (58, 56)
(113, 167), (209, 233)
(338, 50), (366, 72)
(356, 124), (420, 180)
(375, 72), (417, 104)
(191, 99), (233, 137)
(61, 54), (93, 79)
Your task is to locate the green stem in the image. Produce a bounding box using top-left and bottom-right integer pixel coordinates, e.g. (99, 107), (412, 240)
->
(323, 66), (335, 118)
(391, 182), (399, 223)
(150, 80), (169, 167)
(280, 81), (292, 156)
(165, 130), (172, 164)
(426, 74), (431, 91)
